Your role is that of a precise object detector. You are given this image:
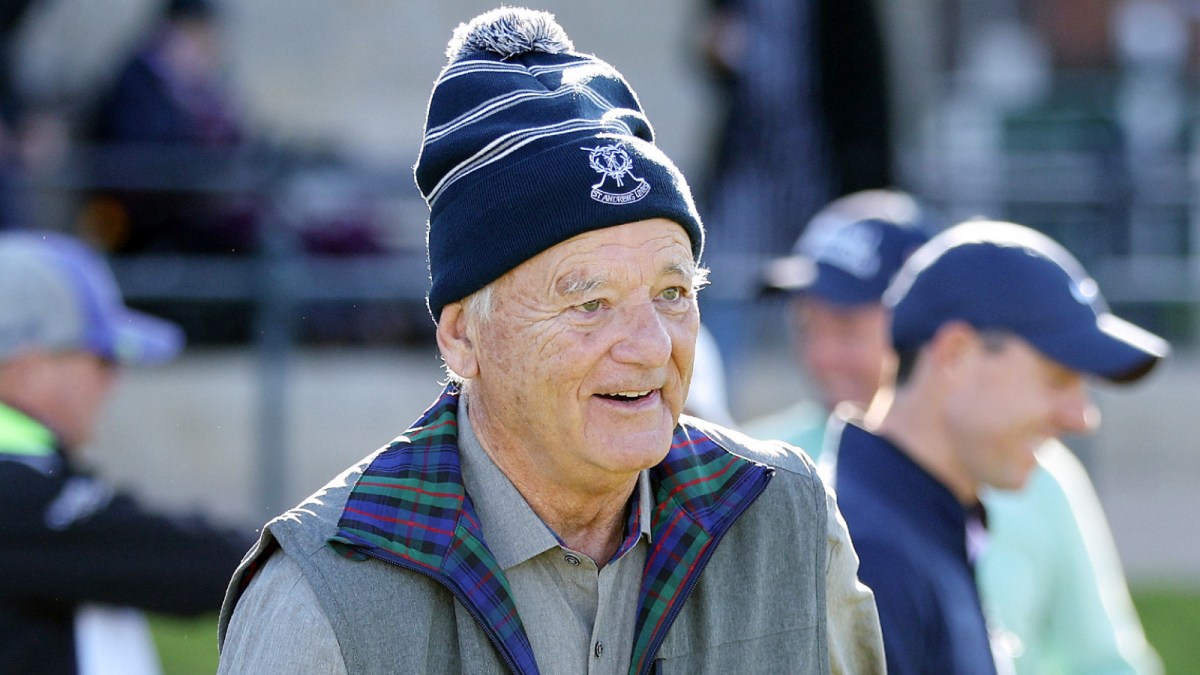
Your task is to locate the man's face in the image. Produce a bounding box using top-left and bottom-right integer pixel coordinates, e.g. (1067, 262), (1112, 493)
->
(465, 218), (700, 491)
(792, 296), (892, 410)
(38, 351), (118, 448)
(944, 333), (1095, 492)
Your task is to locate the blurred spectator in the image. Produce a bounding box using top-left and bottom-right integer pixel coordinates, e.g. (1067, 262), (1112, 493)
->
(978, 441), (1164, 674)
(747, 191), (1163, 674)
(0, 2), (31, 230)
(696, 0), (893, 364)
(745, 189), (930, 455)
(0, 231), (255, 675)
(76, 0), (259, 255)
(1, 0), (62, 232)
(822, 220), (1167, 673)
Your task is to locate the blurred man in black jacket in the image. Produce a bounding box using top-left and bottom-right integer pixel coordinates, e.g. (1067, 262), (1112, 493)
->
(0, 231), (253, 674)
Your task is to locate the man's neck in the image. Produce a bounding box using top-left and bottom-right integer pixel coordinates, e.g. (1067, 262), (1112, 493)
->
(465, 397), (639, 565)
(505, 469), (636, 564)
(870, 390), (979, 505)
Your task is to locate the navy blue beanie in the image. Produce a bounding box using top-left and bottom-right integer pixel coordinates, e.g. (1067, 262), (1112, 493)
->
(415, 7), (705, 321)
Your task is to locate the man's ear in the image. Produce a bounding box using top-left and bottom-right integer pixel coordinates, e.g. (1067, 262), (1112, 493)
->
(926, 320), (977, 383)
(436, 302), (479, 380)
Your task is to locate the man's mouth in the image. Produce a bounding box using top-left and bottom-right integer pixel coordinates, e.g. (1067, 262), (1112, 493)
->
(597, 389), (654, 402)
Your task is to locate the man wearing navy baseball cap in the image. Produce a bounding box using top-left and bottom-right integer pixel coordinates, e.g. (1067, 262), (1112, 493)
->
(749, 188), (932, 457)
(0, 231), (253, 674)
(758, 195), (1166, 672)
(826, 219), (1168, 674)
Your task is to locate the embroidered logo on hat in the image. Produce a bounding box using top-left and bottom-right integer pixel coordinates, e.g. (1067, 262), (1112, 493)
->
(585, 143), (651, 205)
(812, 221), (883, 280)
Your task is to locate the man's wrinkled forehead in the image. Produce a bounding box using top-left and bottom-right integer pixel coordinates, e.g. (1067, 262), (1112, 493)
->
(554, 259), (700, 298)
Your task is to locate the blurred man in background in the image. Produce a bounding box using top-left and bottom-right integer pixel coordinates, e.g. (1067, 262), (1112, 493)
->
(0, 231), (254, 675)
(749, 194), (1163, 674)
(78, 0), (255, 256)
(825, 220), (1167, 673)
(746, 189), (929, 457)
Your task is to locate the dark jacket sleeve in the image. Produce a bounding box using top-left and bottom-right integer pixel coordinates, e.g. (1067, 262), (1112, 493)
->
(0, 460), (256, 615)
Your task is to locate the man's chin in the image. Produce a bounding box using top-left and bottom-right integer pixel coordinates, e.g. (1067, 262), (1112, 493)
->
(602, 430), (675, 470)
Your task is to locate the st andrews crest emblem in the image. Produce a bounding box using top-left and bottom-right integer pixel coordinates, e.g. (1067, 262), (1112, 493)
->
(582, 143), (651, 205)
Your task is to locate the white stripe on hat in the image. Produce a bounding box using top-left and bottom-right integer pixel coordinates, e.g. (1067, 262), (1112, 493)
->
(427, 117), (634, 204)
(424, 84), (615, 144)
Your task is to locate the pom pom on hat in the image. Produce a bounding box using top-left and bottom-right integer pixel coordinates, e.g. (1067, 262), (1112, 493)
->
(446, 7), (574, 59)
(417, 7), (704, 322)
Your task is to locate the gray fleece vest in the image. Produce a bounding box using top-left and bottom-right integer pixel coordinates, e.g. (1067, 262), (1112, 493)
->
(221, 420), (839, 674)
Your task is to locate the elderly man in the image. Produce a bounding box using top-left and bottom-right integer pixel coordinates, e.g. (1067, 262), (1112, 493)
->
(217, 7), (883, 675)
(827, 220), (1168, 674)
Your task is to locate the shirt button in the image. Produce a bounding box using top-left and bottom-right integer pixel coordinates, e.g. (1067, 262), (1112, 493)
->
(564, 553), (581, 566)
(594, 641), (604, 658)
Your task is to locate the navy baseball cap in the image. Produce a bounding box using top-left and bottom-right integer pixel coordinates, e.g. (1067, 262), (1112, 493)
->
(0, 232), (184, 365)
(885, 220), (1169, 383)
(761, 189), (933, 306)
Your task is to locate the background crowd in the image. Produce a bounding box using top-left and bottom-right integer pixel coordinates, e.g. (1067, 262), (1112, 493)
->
(1, 0), (1197, 672)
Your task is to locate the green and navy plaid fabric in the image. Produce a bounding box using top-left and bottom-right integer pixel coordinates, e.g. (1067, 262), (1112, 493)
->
(332, 386), (773, 675)
(331, 386), (536, 673)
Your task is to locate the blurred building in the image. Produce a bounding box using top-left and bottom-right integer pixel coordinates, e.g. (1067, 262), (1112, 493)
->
(894, 0), (1200, 345)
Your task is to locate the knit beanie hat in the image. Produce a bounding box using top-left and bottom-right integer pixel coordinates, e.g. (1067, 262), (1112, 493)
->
(416, 7), (705, 321)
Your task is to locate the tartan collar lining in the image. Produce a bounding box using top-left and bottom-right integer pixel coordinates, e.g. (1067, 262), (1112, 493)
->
(331, 386), (772, 675)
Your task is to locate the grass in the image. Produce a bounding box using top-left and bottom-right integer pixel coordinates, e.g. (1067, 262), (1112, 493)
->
(1131, 585), (1200, 674)
(151, 586), (1200, 674)
(151, 614), (220, 675)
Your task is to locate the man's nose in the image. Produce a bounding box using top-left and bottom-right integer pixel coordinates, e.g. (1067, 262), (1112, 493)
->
(610, 301), (673, 367)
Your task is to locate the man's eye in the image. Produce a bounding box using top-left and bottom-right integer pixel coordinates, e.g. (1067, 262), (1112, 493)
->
(659, 287), (683, 301)
(579, 299), (602, 313)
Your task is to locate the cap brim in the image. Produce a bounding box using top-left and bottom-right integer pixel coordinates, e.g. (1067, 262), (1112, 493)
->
(759, 255), (816, 297)
(758, 256), (881, 308)
(1031, 313), (1169, 383)
(110, 309), (185, 365)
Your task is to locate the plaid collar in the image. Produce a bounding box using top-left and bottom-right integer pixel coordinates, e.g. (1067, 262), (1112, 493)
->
(331, 386), (773, 675)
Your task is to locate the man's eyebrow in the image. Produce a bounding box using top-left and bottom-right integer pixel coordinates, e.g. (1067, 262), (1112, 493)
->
(665, 260), (709, 288)
(557, 275), (607, 298)
(663, 261), (696, 279)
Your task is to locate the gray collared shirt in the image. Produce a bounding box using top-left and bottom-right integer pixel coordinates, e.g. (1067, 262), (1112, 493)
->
(458, 396), (652, 675)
